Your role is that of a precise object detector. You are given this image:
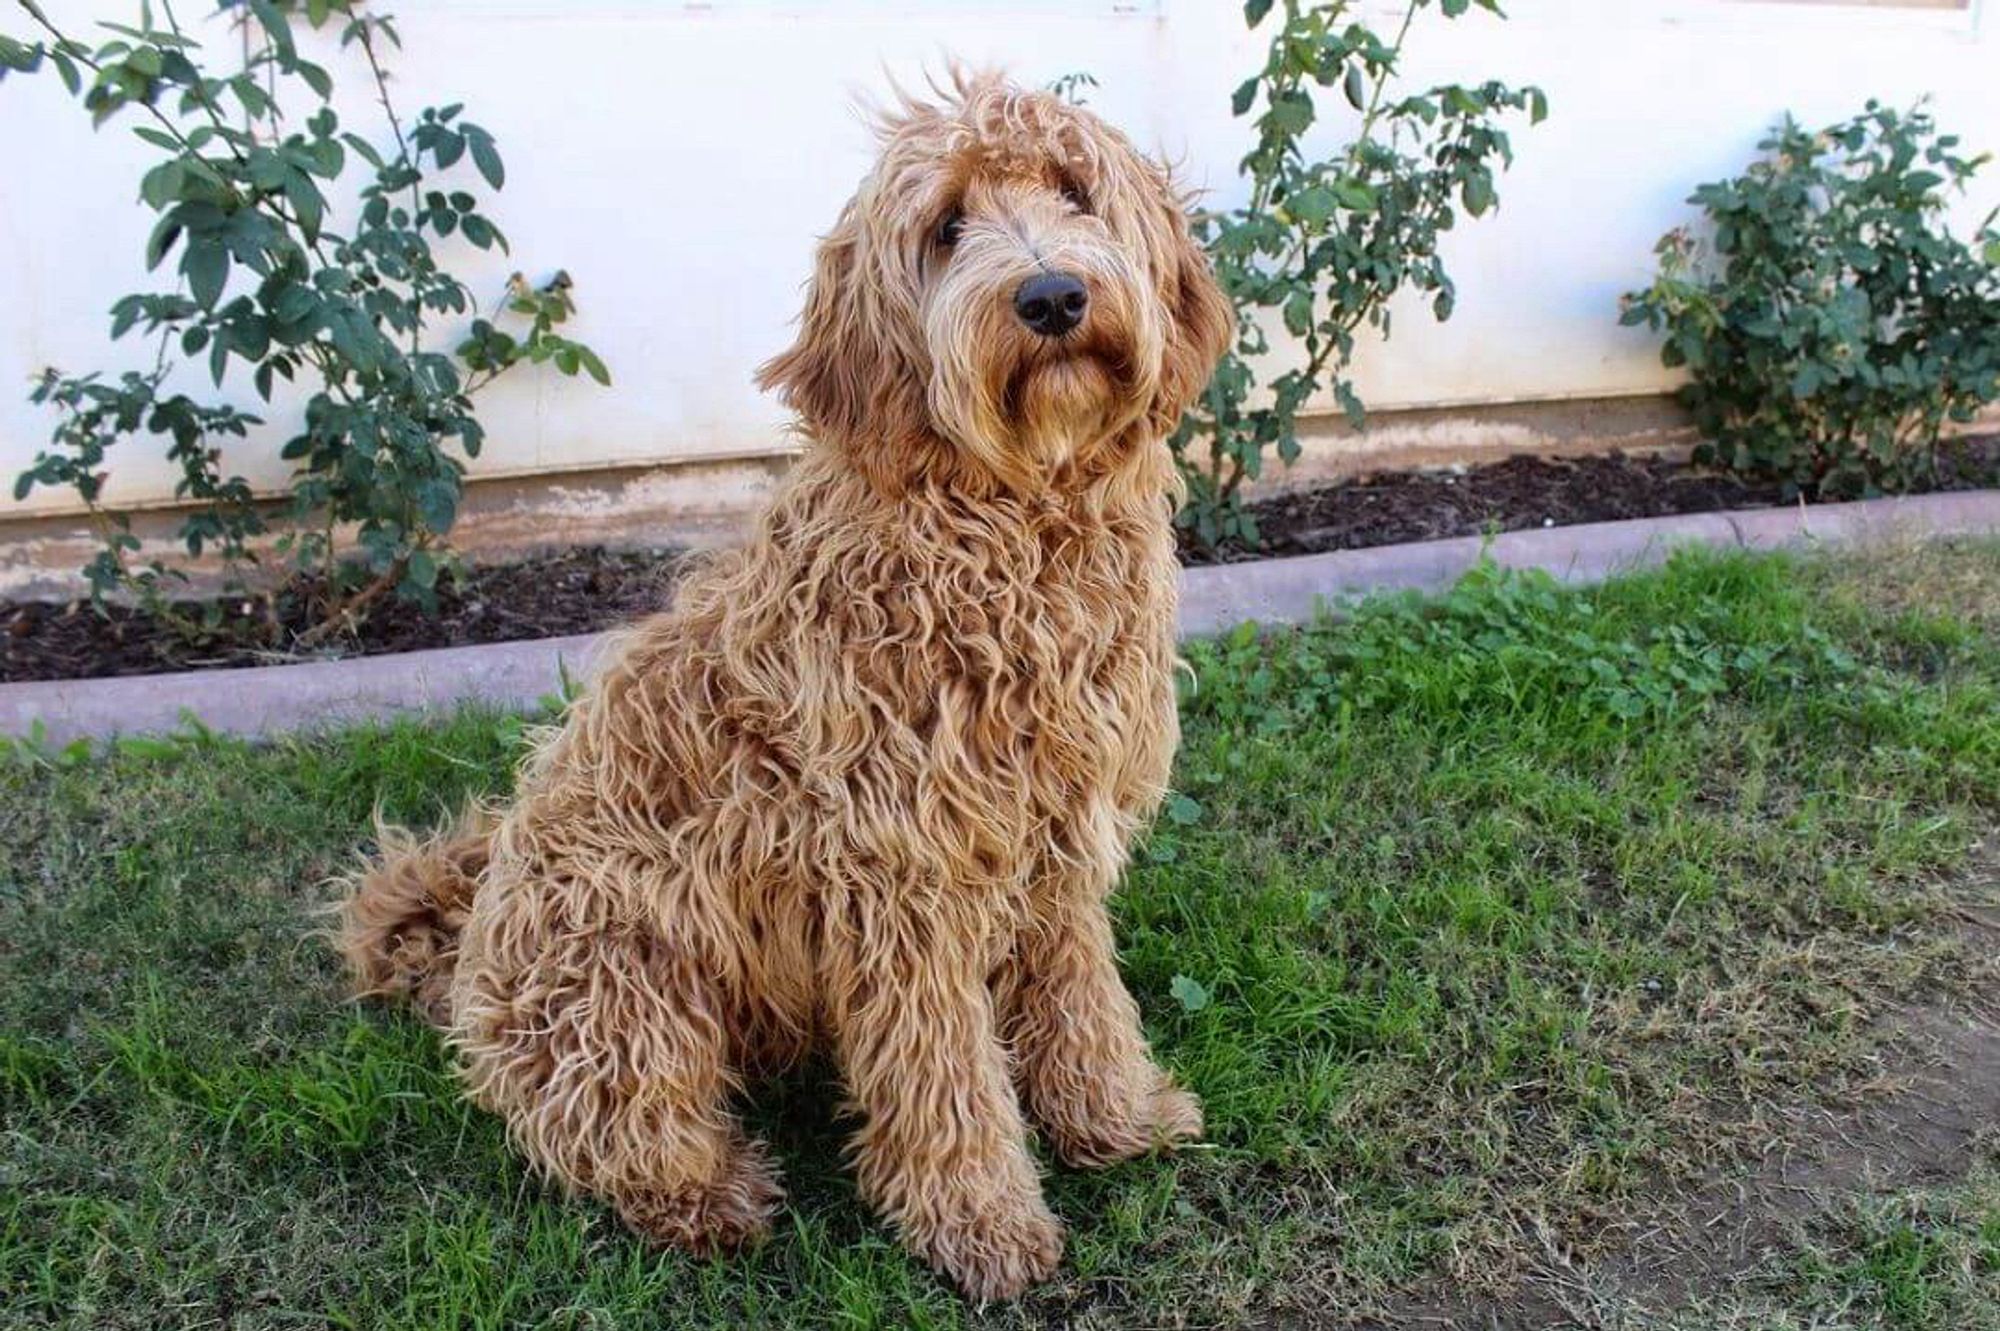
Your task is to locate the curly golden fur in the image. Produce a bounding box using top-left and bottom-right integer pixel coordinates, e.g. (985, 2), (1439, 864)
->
(337, 70), (1232, 1300)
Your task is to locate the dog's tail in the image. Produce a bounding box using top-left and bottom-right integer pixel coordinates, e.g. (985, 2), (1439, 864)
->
(334, 806), (497, 1028)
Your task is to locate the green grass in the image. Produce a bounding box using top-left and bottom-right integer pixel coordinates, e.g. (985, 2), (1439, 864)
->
(4, 541), (1999, 1329)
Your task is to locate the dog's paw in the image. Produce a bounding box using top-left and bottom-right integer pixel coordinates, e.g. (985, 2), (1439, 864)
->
(615, 1139), (785, 1258)
(1046, 1070), (1205, 1169)
(918, 1194), (1065, 1302)
(1147, 1079), (1205, 1149)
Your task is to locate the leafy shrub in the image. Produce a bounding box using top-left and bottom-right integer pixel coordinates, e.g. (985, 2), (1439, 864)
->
(1621, 102), (2000, 499)
(1, 1), (607, 641)
(1173, 0), (1544, 552)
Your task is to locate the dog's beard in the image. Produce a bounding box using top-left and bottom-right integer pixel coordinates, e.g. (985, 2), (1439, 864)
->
(927, 279), (1160, 487)
(1005, 348), (1120, 468)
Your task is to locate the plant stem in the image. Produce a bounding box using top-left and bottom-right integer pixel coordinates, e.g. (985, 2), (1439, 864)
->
(351, 15), (425, 357)
(1349, 0), (1421, 172)
(293, 551), (409, 648)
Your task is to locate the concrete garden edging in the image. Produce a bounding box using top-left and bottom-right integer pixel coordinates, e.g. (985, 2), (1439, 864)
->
(7, 488), (1999, 745)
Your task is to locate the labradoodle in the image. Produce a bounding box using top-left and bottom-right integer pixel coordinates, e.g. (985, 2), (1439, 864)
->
(338, 70), (1232, 1300)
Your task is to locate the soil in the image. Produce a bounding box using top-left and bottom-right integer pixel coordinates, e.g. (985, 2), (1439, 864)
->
(1218, 434), (2000, 563)
(1, 545), (685, 684)
(1354, 886), (2000, 1330)
(5, 439), (1997, 684)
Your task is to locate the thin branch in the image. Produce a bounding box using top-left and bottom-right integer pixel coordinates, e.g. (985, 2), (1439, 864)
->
(351, 14), (426, 356)
(293, 550), (409, 648)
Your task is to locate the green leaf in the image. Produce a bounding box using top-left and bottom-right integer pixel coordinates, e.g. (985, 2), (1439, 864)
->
(1463, 172), (1495, 217)
(1269, 90), (1313, 136)
(1244, 0), (1274, 25)
(247, 0), (296, 59)
(247, 149), (289, 191)
(183, 240), (228, 308)
(138, 160), (183, 211)
(406, 548), (439, 589)
(283, 172), (326, 240)
(1231, 77), (1257, 117)
(272, 283), (319, 324)
(466, 128), (504, 189)
(415, 480), (458, 533)
(0, 34), (37, 75)
(577, 346), (611, 387)
(1169, 975), (1212, 1013)
(1288, 185), (1337, 225)
(296, 60), (332, 100)
(1343, 63), (1366, 112)
(342, 132), (385, 169)
(144, 217), (182, 270)
(1331, 178), (1377, 210)
(1281, 288), (1314, 337)
(431, 128), (465, 169)
(1165, 793), (1204, 825)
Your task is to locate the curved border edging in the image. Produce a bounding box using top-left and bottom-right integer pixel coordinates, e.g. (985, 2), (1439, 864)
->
(8, 489), (2000, 745)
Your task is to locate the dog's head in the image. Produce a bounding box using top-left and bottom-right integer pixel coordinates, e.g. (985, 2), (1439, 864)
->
(758, 71), (1233, 497)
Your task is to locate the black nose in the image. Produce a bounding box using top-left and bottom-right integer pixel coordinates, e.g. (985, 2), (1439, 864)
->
(1014, 272), (1088, 337)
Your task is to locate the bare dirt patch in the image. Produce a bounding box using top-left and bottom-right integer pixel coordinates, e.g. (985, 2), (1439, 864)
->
(1356, 880), (2000, 1330)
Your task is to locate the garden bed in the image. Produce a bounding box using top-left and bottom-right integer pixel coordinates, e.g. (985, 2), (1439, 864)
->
(1228, 433), (2000, 560)
(5, 439), (1998, 683)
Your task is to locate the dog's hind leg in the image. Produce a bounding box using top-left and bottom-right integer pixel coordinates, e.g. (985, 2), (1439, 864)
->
(336, 806), (496, 1027)
(450, 849), (783, 1256)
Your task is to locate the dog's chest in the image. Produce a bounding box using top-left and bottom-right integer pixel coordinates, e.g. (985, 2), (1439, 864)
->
(919, 528), (1173, 790)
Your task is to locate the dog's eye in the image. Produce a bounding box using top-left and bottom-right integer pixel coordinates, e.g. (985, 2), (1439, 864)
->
(1060, 178), (1092, 215)
(935, 208), (964, 248)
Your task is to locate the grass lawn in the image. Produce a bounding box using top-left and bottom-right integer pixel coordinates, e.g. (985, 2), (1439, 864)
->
(4, 541), (1999, 1329)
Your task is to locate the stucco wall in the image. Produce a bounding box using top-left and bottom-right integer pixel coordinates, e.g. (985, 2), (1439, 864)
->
(4, 0), (1996, 520)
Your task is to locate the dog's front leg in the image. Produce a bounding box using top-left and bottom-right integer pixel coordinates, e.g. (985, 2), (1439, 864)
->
(1005, 874), (1204, 1169)
(825, 890), (1062, 1300)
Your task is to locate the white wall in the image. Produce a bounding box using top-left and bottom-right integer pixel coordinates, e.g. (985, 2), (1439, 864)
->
(4, 0), (1996, 516)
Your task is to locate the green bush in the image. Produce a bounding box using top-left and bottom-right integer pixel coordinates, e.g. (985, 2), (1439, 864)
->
(1622, 101), (2000, 499)
(1173, 0), (1544, 552)
(1, 1), (607, 641)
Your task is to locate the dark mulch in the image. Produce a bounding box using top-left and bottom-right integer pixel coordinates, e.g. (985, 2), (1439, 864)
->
(2, 546), (684, 684)
(6, 439), (1997, 684)
(1213, 434), (2000, 562)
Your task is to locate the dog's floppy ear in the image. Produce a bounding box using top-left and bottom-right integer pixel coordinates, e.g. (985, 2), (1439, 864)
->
(1148, 186), (1235, 436)
(757, 201), (929, 492)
